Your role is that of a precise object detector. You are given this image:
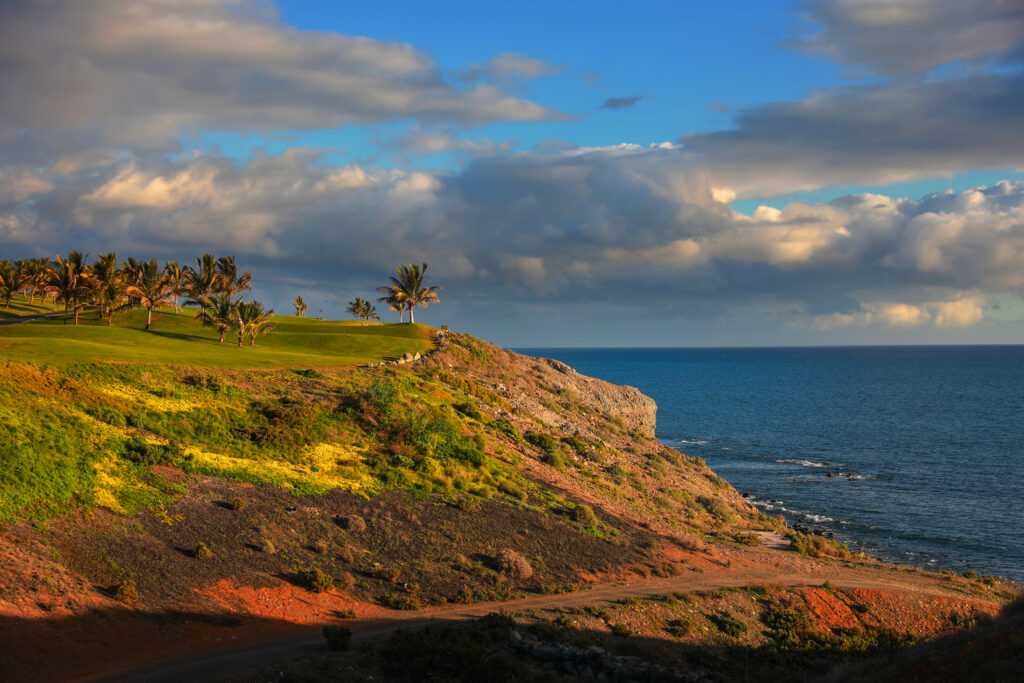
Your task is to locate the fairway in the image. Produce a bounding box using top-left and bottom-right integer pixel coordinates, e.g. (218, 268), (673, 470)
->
(0, 300), (434, 368)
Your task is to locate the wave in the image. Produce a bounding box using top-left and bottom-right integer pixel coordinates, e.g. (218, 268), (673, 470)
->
(776, 458), (838, 468)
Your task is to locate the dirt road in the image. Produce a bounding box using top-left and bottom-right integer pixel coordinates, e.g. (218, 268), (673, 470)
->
(73, 556), (1001, 683)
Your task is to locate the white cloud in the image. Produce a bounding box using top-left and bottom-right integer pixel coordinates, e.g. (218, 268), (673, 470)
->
(792, 0), (1024, 75)
(0, 0), (565, 159)
(462, 53), (565, 82)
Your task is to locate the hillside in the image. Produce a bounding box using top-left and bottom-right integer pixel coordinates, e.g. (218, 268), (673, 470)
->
(0, 307), (1017, 682)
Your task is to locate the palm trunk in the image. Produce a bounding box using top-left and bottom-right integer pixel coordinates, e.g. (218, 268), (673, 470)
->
(74, 306), (80, 325)
(237, 333), (243, 347)
(107, 309), (113, 325)
(409, 306), (414, 324)
(146, 306), (152, 330)
(219, 330), (226, 343)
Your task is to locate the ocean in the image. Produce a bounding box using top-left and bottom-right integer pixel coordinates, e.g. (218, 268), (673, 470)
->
(517, 346), (1024, 582)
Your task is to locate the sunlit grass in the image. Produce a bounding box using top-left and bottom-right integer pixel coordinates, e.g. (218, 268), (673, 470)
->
(0, 303), (433, 368)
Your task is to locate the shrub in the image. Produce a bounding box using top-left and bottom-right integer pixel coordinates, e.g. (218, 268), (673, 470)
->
(113, 578), (138, 605)
(666, 618), (692, 638)
(525, 430), (564, 466)
(338, 572), (357, 592)
(312, 539), (329, 554)
(259, 539), (276, 554)
(382, 594), (422, 610)
(323, 625), (352, 651)
(337, 515), (366, 533)
(561, 436), (588, 455)
(697, 496), (738, 523)
(379, 614), (520, 681)
(571, 504), (599, 528)
(489, 419), (520, 440)
(228, 497), (247, 511)
(297, 567), (334, 593)
(194, 542), (213, 560)
(495, 549), (533, 579)
(453, 402), (484, 421)
(709, 612), (748, 637)
(789, 532), (852, 560)
(611, 622), (634, 637)
(122, 436), (182, 467)
(525, 430), (557, 452)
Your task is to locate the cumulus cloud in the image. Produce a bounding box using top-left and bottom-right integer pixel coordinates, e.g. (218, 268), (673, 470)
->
(683, 71), (1024, 198)
(600, 96), (645, 110)
(461, 53), (566, 82)
(3, 142), (1023, 334)
(791, 0), (1024, 75)
(0, 0), (565, 159)
(811, 295), (987, 329)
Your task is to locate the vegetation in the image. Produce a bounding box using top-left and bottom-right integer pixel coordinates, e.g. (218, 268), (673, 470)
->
(293, 295), (308, 317)
(346, 297), (380, 322)
(377, 263), (441, 323)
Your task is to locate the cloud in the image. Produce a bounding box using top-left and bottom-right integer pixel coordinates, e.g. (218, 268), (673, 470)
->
(810, 295), (987, 329)
(791, 0), (1024, 75)
(0, 0), (565, 159)
(385, 129), (512, 157)
(683, 70), (1024, 198)
(461, 53), (566, 82)
(4, 141), (1024, 333)
(599, 96), (645, 110)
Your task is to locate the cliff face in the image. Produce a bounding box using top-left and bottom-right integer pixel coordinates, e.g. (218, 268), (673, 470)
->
(429, 340), (657, 440)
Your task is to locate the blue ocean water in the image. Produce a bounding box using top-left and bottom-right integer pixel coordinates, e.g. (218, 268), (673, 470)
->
(518, 346), (1024, 581)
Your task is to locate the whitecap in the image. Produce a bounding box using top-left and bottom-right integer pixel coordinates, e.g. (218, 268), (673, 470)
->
(776, 458), (838, 468)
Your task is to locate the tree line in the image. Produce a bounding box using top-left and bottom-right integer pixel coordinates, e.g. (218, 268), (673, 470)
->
(0, 252), (275, 346)
(2, 254), (444, 340)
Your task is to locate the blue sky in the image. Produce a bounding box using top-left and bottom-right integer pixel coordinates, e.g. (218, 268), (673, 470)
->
(1, 0), (1023, 346)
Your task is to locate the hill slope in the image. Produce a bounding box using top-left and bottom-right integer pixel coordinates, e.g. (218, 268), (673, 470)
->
(0, 318), (1016, 681)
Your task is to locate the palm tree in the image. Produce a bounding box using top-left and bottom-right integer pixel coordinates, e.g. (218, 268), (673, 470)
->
(24, 258), (48, 303)
(375, 289), (405, 323)
(164, 261), (190, 312)
(128, 259), (172, 331)
(346, 297), (367, 319)
(47, 251), (91, 325)
(237, 300), (276, 346)
(293, 295), (308, 317)
(91, 253), (128, 325)
(0, 260), (19, 308)
(377, 263), (441, 324)
(362, 302), (380, 322)
(187, 253), (218, 315)
(215, 255), (252, 301)
(198, 294), (236, 343)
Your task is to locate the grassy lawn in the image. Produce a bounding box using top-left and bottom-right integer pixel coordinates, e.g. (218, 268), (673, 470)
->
(0, 300), (434, 368)
(0, 293), (64, 318)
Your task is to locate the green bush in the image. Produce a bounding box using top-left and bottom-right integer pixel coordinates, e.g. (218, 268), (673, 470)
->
(379, 614), (520, 682)
(121, 436), (182, 467)
(697, 495), (738, 523)
(571, 504), (599, 528)
(194, 542), (213, 559)
(709, 612), (747, 637)
(453, 402), (483, 421)
(296, 567), (334, 593)
(489, 418), (520, 440)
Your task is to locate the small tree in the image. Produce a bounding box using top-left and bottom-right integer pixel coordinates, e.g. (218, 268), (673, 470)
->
(128, 259), (173, 331)
(198, 294), (236, 343)
(294, 295), (308, 317)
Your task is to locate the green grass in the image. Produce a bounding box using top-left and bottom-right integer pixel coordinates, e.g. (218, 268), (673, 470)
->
(0, 293), (64, 319)
(0, 304), (433, 368)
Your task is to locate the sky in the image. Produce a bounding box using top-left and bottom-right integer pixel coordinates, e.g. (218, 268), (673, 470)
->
(1, 0), (1024, 347)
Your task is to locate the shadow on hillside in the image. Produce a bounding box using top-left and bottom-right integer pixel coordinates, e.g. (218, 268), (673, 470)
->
(0, 608), (307, 683)
(144, 328), (220, 344)
(4, 597), (1021, 683)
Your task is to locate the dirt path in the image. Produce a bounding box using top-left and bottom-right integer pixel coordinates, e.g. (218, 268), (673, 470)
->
(73, 553), (1001, 683)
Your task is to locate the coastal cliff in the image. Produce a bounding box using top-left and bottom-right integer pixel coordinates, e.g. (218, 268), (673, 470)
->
(0, 330), (1017, 682)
